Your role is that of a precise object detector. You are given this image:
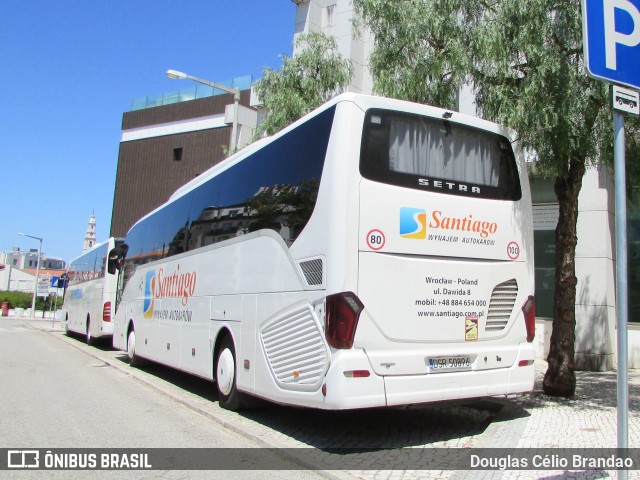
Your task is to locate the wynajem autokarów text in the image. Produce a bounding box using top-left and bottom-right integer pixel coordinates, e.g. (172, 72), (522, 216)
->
(143, 265), (197, 322)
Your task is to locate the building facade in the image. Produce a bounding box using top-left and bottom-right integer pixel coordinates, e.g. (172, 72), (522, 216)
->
(110, 84), (258, 238)
(0, 248), (65, 271)
(0, 248), (66, 295)
(83, 213), (96, 251)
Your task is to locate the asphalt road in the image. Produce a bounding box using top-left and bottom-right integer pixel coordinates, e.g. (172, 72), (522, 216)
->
(0, 318), (525, 480)
(0, 318), (326, 480)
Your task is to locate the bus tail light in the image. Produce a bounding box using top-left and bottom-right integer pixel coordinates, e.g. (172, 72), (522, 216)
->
(103, 301), (112, 323)
(521, 295), (535, 342)
(343, 370), (370, 378)
(325, 292), (364, 349)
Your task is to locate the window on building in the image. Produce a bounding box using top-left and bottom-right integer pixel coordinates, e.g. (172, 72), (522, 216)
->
(533, 229), (556, 318)
(323, 4), (335, 28)
(173, 147), (183, 162)
(530, 178), (558, 319)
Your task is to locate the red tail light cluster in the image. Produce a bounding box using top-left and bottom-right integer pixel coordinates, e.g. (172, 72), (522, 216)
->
(521, 295), (535, 342)
(325, 292), (364, 349)
(103, 301), (112, 323)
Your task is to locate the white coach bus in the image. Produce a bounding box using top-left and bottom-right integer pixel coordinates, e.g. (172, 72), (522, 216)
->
(112, 93), (536, 410)
(64, 238), (124, 344)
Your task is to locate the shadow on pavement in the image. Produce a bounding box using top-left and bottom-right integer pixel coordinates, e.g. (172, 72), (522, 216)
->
(512, 367), (640, 414)
(98, 342), (533, 451)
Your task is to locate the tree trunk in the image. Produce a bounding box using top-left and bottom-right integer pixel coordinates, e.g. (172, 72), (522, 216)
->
(543, 157), (585, 397)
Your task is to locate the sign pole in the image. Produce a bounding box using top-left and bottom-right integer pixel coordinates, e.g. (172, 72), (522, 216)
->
(613, 108), (629, 479)
(581, 1), (638, 473)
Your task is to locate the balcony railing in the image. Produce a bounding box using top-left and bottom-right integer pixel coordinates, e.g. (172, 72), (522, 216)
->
(130, 75), (252, 111)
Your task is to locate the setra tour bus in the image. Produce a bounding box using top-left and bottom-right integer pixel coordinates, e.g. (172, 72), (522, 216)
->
(64, 237), (124, 344)
(112, 93), (536, 410)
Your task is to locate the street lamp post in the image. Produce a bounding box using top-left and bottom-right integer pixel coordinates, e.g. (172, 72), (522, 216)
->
(166, 69), (241, 151)
(18, 232), (43, 318)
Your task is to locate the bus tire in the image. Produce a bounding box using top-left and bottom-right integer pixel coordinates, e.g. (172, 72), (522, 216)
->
(215, 335), (243, 411)
(86, 318), (95, 346)
(127, 326), (142, 367)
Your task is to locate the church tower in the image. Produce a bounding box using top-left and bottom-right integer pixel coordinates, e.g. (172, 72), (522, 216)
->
(83, 213), (96, 251)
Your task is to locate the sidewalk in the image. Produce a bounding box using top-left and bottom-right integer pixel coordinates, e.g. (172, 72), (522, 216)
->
(14, 317), (640, 479)
(458, 357), (640, 479)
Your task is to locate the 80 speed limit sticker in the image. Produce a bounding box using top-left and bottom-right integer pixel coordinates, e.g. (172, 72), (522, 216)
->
(366, 229), (386, 251)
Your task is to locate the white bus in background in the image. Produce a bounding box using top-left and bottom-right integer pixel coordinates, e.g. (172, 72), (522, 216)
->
(112, 93), (536, 411)
(64, 238), (124, 344)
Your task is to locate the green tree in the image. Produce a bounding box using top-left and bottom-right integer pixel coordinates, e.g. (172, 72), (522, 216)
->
(355, 0), (618, 397)
(253, 32), (353, 136)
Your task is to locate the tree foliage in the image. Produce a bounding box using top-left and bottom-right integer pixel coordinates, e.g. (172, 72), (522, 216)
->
(253, 32), (353, 136)
(354, 0), (628, 397)
(0, 290), (62, 311)
(354, 0), (474, 109)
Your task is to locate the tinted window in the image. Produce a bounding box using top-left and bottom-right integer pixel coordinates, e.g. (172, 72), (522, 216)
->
(68, 242), (108, 286)
(122, 105), (336, 284)
(360, 109), (521, 200)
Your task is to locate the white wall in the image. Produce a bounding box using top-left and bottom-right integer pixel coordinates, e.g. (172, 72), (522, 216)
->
(574, 165), (617, 370)
(0, 266), (35, 293)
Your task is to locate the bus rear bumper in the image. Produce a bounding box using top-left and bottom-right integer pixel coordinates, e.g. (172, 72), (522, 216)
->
(322, 343), (535, 409)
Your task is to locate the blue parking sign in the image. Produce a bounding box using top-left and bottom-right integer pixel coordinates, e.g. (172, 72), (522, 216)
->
(582, 0), (640, 89)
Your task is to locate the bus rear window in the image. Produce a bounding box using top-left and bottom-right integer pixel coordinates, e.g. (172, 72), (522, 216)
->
(360, 109), (522, 200)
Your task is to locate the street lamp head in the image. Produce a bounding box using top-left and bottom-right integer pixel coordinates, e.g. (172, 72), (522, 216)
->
(166, 69), (187, 80)
(164, 69), (241, 150)
(18, 232), (43, 242)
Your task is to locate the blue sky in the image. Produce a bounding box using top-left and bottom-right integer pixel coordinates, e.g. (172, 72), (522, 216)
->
(1, 1), (297, 264)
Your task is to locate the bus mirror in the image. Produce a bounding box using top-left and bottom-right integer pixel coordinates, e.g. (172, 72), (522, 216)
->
(107, 253), (118, 275)
(107, 244), (129, 275)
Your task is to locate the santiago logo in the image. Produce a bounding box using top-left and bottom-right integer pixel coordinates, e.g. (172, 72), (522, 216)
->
(399, 207), (499, 241)
(143, 270), (156, 319)
(400, 207), (427, 239)
(142, 264), (197, 319)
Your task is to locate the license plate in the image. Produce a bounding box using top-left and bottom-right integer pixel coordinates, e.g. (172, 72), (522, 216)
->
(428, 356), (472, 373)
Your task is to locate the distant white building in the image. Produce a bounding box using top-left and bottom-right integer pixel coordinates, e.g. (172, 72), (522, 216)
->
(0, 249), (66, 295)
(0, 248), (65, 271)
(83, 212), (97, 251)
(0, 265), (34, 292)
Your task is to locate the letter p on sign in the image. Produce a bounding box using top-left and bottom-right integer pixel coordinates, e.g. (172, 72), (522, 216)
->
(604, 0), (640, 69)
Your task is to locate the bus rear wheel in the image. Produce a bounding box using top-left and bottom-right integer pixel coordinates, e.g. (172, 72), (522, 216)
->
(86, 318), (95, 346)
(127, 327), (142, 367)
(215, 336), (244, 411)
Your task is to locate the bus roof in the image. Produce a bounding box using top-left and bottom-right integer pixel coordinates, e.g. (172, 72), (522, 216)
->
(127, 93), (513, 234)
(68, 238), (121, 266)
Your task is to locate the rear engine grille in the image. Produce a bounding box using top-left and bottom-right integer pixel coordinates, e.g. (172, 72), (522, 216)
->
(485, 279), (518, 332)
(260, 304), (329, 391)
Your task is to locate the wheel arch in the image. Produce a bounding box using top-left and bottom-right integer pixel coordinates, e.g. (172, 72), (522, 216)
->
(126, 318), (135, 336)
(212, 326), (235, 368)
